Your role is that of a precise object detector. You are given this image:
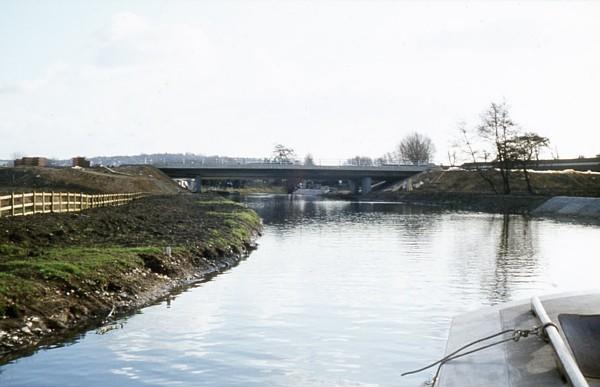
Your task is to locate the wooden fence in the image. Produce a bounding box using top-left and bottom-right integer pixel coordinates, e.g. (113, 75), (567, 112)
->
(0, 192), (147, 218)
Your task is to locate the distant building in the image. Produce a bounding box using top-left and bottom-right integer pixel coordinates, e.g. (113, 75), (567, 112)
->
(72, 157), (91, 168)
(14, 157), (48, 167)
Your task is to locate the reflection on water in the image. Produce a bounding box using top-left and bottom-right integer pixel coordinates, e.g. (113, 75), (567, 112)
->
(1, 195), (599, 387)
(488, 214), (538, 303)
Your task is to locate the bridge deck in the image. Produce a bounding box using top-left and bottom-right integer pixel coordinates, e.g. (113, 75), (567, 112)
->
(159, 164), (431, 179)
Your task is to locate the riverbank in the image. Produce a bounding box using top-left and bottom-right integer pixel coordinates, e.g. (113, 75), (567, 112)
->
(364, 191), (551, 214)
(345, 168), (600, 217)
(0, 193), (261, 363)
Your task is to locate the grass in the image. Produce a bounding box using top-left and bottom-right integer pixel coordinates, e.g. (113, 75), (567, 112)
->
(0, 245), (161, 315)
(0, 246), (160, 281)
(0, 196), (262, 320)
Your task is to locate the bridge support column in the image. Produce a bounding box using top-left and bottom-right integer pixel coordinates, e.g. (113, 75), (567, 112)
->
(193, 177), (202, 193)
(361, 177), (372, 194)
(347, 180), (358, 194)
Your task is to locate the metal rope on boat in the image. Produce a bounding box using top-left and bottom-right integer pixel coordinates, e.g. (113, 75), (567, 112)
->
(401, 323), (557, 386)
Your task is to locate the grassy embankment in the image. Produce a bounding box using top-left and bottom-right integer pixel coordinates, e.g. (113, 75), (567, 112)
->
(0, 194), (261, 361)
(365, 168), (600, 214)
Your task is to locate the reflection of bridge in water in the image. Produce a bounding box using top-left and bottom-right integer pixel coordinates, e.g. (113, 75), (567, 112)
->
(159, 164), (431, 194)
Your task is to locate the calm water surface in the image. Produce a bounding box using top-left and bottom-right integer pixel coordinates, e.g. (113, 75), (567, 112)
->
(2, 195), (600, 386)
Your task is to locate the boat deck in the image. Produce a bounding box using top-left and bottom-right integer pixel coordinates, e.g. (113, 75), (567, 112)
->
(438, 292), (600, 387)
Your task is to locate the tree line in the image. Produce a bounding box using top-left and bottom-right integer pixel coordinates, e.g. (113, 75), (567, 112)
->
(271, 132), (436, 167)
(272, 101), (551, 195)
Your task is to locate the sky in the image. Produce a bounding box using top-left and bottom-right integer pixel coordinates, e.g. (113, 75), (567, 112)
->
(1, 1), (599, 164)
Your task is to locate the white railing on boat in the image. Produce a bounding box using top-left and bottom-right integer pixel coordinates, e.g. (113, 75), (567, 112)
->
(530, 296), (589, 387)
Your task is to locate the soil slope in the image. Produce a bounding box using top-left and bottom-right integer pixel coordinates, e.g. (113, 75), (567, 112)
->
(395, 168), (600, 197)
(0, 165), (183, 194)
(0, 193), (261, 363)
(365, 168), (600, 214)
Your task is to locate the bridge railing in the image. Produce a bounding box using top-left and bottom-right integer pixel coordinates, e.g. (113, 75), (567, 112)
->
(0, 192), (148, 218)
(154, 159), (433, 169)
(159, 163), (433, 171)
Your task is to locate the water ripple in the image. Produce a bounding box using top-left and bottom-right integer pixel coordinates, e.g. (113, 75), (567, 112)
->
(2, 195), (599, 386)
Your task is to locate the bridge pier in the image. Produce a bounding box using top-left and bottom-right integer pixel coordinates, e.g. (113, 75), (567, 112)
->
(193, 177), (202, 193)
(361, 177), (372, 194)
(347, 180), (357, 194)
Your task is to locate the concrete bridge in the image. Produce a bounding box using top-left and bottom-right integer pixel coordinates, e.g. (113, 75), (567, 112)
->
(159, 164), (431, 194)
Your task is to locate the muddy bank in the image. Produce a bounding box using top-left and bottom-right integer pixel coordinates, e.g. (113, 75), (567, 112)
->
(0, 194), (261, 363)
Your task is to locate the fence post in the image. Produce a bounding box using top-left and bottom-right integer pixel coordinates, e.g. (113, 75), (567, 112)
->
(11, 192), (15, 216)
(22, 193), (25, 216)
(59, 192), (62, 213)
(33, 192), (37, 214)
(42, 192), (46, 213)
(80, 193), (83, 211)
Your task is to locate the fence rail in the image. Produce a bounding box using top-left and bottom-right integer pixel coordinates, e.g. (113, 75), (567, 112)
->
(0, 192), (147, 218)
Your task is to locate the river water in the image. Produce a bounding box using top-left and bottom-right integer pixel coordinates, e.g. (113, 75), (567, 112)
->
(1, 195), (599, 386)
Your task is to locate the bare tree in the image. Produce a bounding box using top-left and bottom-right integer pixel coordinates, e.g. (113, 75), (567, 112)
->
(458, 122), (498, 193)
(458, 102), (551, 195)
(477, 102), (518, 194)
(396, 133), (435, 164)
(446, 143), (458, 167)
(377, 152), (397, 165)
(509, 133), (549, 194)
(346, 156), (374, 166)
(272, 144), (296, 164)
(304, 153), (315, 166)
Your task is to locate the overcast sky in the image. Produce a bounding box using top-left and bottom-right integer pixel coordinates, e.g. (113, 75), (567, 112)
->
(1, 1), (599, 163)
